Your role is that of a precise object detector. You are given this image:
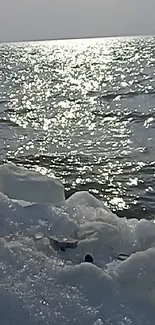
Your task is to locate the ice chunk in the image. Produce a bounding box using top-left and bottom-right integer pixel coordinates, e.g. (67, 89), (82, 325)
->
(0, 165), (155, 324)
(135, 219), (155, 250)
(66, 191), (110, 210)
(113, 247), (155, 305)
(0, 163), (65, 206)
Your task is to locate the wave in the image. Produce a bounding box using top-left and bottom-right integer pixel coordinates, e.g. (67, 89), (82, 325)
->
(0, 99), (9, 105)
(0, 118), (19, 127)
(94, 109), (155, 124)
(100, 89), (155, 101)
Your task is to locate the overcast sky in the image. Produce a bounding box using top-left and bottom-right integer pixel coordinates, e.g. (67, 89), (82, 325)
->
(0, 0), (155, 42)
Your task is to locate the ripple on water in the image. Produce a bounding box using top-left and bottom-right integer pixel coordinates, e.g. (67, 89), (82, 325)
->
(0, 36), (155, 219)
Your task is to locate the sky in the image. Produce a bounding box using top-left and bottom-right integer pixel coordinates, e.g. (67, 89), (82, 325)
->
(0, 0), (155, 42)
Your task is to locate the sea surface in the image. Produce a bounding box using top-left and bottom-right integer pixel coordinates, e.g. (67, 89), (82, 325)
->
(1, 36), (155, 325)
(1, 36), (155, 219)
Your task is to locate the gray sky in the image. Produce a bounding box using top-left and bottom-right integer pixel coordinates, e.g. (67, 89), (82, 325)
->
(0, 0), (155, 42)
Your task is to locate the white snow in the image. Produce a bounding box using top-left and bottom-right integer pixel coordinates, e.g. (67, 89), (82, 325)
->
(0, 163), (155, 324)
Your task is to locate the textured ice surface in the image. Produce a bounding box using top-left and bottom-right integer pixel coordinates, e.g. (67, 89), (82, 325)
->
(0, 164), (155, 324)
(0, 163), (65, 206)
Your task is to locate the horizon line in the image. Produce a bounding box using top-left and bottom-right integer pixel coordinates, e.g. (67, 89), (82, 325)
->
(0, 33), (155, 45)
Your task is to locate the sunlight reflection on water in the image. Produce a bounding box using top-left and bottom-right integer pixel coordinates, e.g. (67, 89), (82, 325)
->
(1, 36), (155, 218)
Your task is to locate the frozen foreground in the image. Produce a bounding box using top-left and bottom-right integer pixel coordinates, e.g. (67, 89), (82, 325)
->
(0, 164), (155, 324)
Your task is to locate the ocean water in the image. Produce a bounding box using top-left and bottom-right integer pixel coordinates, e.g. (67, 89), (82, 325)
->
(0, 36), (155, 324)
(1, 36), (155, 219)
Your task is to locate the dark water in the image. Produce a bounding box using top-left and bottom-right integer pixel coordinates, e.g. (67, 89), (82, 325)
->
(0, 36), (155, 219)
